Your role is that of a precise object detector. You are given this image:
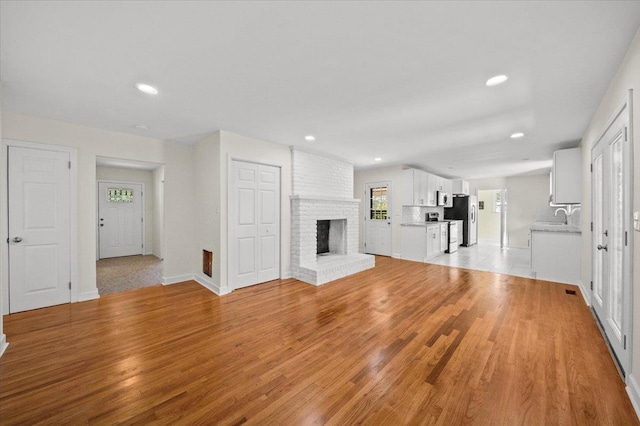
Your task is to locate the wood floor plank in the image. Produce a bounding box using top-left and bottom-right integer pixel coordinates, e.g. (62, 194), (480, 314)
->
(0, 256), (637, 425)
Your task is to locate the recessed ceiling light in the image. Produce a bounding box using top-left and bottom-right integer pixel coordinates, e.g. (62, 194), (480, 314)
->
(510, 132), (525, 139)
(305, 135), (315, 141)
(485, 74), (508, 87)
(135, 124), (150, 131)
(135, 83), (158, 95)
(374, 157), (382, 162)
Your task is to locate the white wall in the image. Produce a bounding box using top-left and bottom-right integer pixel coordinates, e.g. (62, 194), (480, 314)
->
(469, 174), (550, 249)
(152, 166), (165, 259)
(478, 189), (501, 243)
(1, 112), (196, 299)
(96, 166), (155, 255)
(354, 165), (404, 257)
(578, 28), (640, 386)
(193, 133), (220, 289)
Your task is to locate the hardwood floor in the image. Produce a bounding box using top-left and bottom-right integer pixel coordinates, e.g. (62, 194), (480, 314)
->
(0, 256), (637, 425)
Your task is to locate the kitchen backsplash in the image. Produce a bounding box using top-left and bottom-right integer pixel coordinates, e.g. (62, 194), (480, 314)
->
(402, 206), (444, 223)
(535, 205), (581, 225)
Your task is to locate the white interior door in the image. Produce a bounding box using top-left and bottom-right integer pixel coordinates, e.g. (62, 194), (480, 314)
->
(364, 182), (392, 256)
(591, 101), (632, 376)
(8, 146), (71, 313)
(230, 161), (280, 290)
(98, 182), (143, 259)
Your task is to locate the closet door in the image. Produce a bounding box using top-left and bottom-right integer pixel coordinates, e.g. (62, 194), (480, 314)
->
(229, 161), (280, 290)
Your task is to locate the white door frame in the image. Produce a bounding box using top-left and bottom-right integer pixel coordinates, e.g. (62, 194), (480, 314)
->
(1, 139), (79, 315)
(364, 180), (392, 256)
(96, 180), (146, 258)
(227, 157), (283, 292)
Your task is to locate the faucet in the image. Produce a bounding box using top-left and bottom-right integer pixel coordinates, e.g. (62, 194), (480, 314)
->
(568, 207), (581, 226)
(555, 208), (569, 225)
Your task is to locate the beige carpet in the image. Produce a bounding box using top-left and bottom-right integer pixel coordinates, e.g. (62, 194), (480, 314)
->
(96, 255), (163, 295)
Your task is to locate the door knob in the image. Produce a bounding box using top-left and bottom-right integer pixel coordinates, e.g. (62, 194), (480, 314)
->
(12, 237), (22, 243)
(597, 244), (608, 251)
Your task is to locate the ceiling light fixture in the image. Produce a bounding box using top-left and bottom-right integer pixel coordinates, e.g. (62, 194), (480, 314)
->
(135, 124), (150, 131)
(305, 135), (316, 141)
(135, 83), (158, 95)
(510, 132), (525, 139)
(485, 74), (508, 87)
(374, 157), (382, 162)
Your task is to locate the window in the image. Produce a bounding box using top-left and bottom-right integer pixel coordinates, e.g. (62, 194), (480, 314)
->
(108, 187), (134, 203)
(494, 191), (502, 213)
(370, 187), (388, 219)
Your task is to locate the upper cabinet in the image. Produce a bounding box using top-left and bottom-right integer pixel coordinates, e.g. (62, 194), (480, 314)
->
(552, 148), (582, 204)
(452, 179), (469, 195)
(403, 169), (428, 206)
(403, 169), (453, 207)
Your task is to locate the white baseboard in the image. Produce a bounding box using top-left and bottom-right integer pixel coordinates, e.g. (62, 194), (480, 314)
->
(577, 280), (591, 306)
(77, 289), (100, 302)
(281, 270), (292, 279)
(194, 273), (221, 296)
(162, 274), (194, 285)
(627, 374), (640, 421)
(0, 334), (8, 358)
(392, 252), (402, 259)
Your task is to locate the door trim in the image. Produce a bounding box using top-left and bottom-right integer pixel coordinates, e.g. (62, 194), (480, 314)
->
(227, 156), (283, 292)
(96, 180), (146, 258)
(1, 139), (79, 315)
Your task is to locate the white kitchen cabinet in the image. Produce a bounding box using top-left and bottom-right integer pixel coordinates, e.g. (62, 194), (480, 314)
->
(531, 229), (581, 284)
(425, 173), (437, 206)
(552, 147), (582, 204)
(452, 179), (470, 195)
(402, 169), (430, 206)
(401, 225), (427, 262)
(440, 223), (448, 252)
(425, 225), (440, 259)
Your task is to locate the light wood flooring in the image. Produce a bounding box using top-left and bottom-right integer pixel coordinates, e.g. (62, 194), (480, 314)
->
(0, 256), (637, 425)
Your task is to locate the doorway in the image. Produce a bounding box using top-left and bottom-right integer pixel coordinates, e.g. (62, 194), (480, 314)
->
(229, 160), (281, 290)
(364, 181), (392, 256)
(590, 94), (633, 376)
(477, 188), (507, 248)
(95, 157), (164, 295)
(98, 181), (144, 259)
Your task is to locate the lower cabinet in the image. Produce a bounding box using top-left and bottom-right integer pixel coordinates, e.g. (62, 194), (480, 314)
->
(531, 230), (581, 285)
(401, 226), (426, 262)
(401, 224), (447, 262)
(425, 225), (440, 259)
(440, 223), (448, 252)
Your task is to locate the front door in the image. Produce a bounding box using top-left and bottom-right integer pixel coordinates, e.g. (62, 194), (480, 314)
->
(591, 99), (632, 375)
(98, 182), (143, 259)
(8, 146), (71, 313)
(364, 182), (392, 256)
(229, 161), (281, 290)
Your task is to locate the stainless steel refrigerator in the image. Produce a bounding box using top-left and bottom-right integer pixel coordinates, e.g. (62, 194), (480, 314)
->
(444, 195), (477, 246)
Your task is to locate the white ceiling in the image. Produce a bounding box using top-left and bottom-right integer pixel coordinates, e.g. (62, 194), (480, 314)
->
(2, 1), (640, 179)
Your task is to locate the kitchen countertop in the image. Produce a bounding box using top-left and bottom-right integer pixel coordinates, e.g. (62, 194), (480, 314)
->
(530, 222), (581, 233)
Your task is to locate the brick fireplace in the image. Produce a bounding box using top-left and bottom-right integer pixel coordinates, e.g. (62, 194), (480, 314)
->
(290, 149), (374, 286)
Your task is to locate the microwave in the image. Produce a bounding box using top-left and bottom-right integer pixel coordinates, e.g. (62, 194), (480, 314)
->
(437, 191), (448, 206)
